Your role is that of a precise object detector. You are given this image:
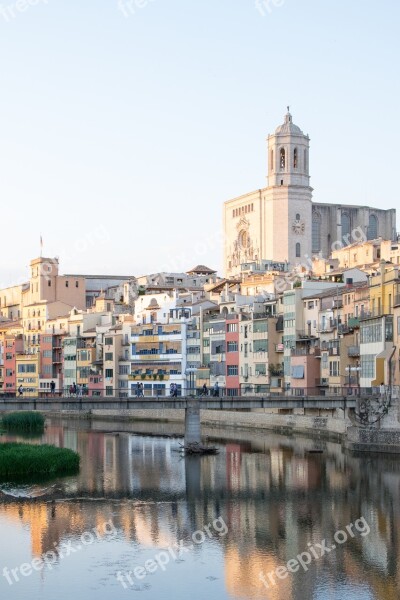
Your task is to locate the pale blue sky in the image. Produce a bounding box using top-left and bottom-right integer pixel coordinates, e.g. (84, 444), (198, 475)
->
(0, 0), (399, 284)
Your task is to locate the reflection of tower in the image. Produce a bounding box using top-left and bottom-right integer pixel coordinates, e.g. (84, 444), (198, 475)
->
(185, 456), (201, 499)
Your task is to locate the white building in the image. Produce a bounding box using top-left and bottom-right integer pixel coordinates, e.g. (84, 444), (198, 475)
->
(224, 109), (396, 277)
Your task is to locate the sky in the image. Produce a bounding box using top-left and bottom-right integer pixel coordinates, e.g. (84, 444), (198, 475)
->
(0, 0), (399, 286)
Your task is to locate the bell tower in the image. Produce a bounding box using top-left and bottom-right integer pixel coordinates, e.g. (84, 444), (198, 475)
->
(263, 109), (313, 267)
(267, 107), (311, 188)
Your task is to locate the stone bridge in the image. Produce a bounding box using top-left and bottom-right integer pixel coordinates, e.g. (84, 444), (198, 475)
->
(0, 395), (358, 444)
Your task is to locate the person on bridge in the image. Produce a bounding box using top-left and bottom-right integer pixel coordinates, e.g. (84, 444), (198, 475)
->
(50, 380), (56, 396)
(213, 382), (219, 397)
(201, 384), (208, 397)
(18, 385), (23, 397)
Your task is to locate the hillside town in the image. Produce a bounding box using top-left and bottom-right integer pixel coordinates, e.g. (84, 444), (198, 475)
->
(1, 235), (399, 398)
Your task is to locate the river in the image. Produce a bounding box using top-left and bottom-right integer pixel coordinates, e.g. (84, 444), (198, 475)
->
(0, 418), (399, 600)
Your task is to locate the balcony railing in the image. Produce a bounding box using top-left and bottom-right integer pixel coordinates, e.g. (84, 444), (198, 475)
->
(347, 317), (360, 329)
(291, 348), (321, 357)
(275, 344), (285, 353)
(348, 345), (360, 357)
(296, 331), (317, 340)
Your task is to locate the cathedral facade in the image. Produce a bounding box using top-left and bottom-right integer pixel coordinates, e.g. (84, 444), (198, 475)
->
(224, 110), (396, 277)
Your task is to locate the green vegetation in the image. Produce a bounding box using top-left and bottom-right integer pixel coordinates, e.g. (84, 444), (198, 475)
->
(1, 412), (45, 433)
(0, 443), (80, 479)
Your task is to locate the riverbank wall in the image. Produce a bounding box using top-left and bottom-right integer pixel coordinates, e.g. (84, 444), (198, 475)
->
(43, 407), (349, 441)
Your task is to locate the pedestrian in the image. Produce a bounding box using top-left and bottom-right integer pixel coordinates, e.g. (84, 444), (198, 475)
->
(170, 383), (174, 397)
(139, 382), (144, 397)
(213, 382), (219, 398)
(18, 384), (23, 397)
(72, 382), (77, 396)
(202, 384), (208, 396)
(77, 384), (83, 398)
(380, 382), (386, 397)
(136, 382), (141, 397)
(50, 380), (55, 396)
(69, 384), (74, 396)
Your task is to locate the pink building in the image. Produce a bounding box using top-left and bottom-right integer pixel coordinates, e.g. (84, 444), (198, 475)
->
(225, 316), (239, 396)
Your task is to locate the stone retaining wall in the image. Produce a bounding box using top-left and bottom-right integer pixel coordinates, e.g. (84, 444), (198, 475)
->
(87, 408), (349, 438)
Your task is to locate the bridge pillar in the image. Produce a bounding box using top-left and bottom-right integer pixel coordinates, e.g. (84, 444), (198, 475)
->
(185, 398), (201, 445)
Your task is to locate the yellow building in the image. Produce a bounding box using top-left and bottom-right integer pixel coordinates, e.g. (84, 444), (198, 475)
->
(359, 262), (398, 388)
(16, 352), (40, 396)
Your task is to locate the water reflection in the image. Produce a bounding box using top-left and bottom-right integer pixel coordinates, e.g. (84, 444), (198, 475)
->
(0, 419), (399, 599)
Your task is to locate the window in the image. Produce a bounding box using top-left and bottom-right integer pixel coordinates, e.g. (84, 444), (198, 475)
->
(65, 281), (69, 287)
(341, 213), (350, 245)
(254, 340), (268, 353)
(293, 148), (298, 168)
(296, 243), (301, 258)
(43, 365), (52, 374)
(119, 365), (130, 375)
(304, 149), (308, 173)
(104, 337), (113, 346)
(270, 149), (274, 171)
(105, 353), (113, 361)
(367, 214), (378, 240)
(227, 341), (238, 352)
(43, 350), (52, 358)
(329, 361), (339, 377)
(280, 147), (286, 170)
(253, 321), (267, 333)
(105, 369), (113, 378)
(312, 211), (321, 253)
(296, 213), (300, 221)
(75, 281), (79, 288)
(360, 322), (382, 343)
(48, 280), (51, 287)
(361, 355), (375, 379)
(227, 323), (238, 332)
(255, 363), (266, 376)
(227, 365), (238, 376)
(18, 364), (36, 373)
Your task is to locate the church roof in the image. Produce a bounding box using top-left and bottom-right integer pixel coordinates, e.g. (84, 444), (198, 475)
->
(275, 108), (304, 136)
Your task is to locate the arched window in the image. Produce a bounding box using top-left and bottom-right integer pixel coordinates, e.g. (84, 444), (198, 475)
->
(296, 213), (300, 221)
(312, 211), (321, 253)
(368, 214), (378, 240)
(280, 148), (286, 170)
(304, 149), (308, 173)
(295, 243), (301, 258)
(293, 148), (298, 168)
(341, 213), (350, 245)
(270, 150), (274, 172)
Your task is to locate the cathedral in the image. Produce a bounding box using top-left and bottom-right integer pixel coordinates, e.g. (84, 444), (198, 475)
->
(224, 109), (396, 277)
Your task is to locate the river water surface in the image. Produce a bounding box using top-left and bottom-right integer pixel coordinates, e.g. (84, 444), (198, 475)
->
(0, 418), (399, 600)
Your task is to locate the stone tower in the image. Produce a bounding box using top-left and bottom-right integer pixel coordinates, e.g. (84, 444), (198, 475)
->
(264, 108), (313, 266)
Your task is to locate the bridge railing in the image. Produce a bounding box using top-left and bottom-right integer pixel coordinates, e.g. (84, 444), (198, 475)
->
(0, 385), (394, 401)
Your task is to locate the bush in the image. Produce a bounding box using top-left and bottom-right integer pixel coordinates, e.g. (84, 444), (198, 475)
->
(0, 443), (80, 478)
(2, 412), (45, 433)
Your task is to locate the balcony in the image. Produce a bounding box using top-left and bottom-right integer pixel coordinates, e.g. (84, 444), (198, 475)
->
(291, 347), (321, 357)
(296, 331), (317, 340)
(316, 378), (329, 387)
(347, 317), (360, 329)
(275, 343), (285, 353)
(328, 346), (340, 356)
(348, 345), (360, 357)
(317, 320), (337, 333)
